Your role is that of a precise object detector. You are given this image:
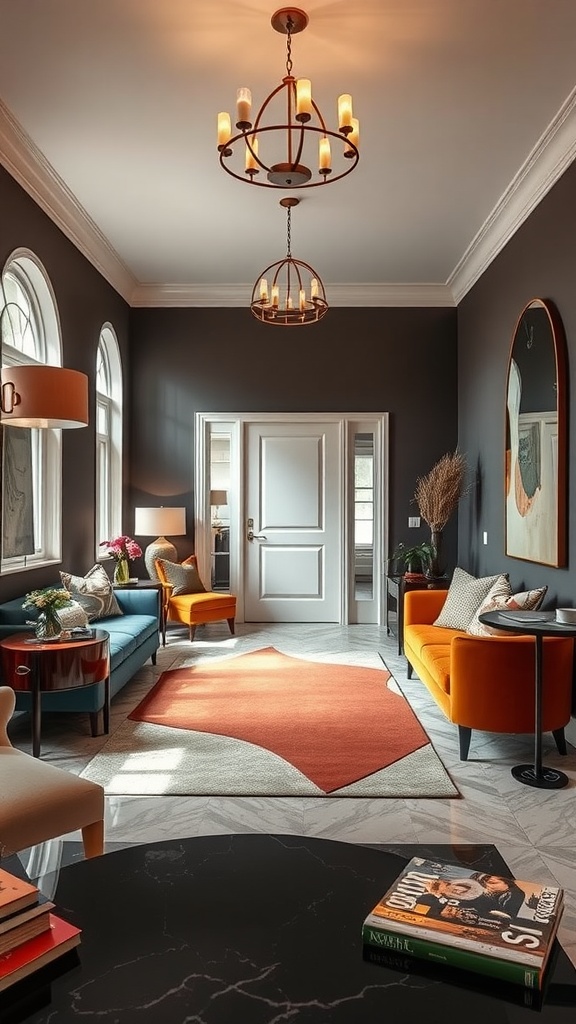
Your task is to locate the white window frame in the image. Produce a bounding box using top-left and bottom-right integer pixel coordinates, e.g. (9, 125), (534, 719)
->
(1, 250), (63, 573)
(96, 324), (122, 557)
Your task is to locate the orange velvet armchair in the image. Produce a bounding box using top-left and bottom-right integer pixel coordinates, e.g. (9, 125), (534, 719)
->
(155, 555), (236, 642)
(403, 588), (574, 759)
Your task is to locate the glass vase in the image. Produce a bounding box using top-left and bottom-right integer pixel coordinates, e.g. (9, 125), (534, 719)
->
(114, 556), (130, 585)
(35, 605), (63, 641)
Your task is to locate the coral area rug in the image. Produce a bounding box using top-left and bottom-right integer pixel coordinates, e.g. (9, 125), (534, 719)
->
(80, 647), (458, 797)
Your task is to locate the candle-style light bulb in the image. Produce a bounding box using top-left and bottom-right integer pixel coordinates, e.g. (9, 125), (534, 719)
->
(310, 278), (319, 299)
(245, 135), (259, 174)
(259, 277), (269, 303)
(271, 284), (279, 308)
(338, 94), (353, 133)
(345, 118), (359, 158)
(319, 136), (332, 175)
(299, 289), (306, 311)
(217, 112), (232, 151)
(296, 79), (312, 122)
(236, 87), (252, 129)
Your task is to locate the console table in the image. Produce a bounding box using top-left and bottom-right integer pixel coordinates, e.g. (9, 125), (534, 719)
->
(2, 836), (575, 1022)
(386, 575), (448, 654)
(0, 630), (110, 758)
(478, 610), (576, 789)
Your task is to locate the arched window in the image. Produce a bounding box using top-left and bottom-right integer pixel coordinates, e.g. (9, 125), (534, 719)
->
(96, 325), (122, 553)
(1, 251), (62, 570)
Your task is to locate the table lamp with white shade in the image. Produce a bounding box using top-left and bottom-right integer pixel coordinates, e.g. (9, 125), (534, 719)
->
(134, 506), (187, 580)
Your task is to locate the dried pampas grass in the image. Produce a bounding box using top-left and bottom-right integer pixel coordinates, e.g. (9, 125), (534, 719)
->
(414, 450), (468, 531)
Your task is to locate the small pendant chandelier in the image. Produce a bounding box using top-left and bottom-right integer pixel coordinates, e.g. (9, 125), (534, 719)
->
(250, 197), (328, 326)
(217, 7), (359, 190)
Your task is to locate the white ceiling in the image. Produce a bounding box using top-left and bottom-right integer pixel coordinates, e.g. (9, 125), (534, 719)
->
(1, 0), (576, 307)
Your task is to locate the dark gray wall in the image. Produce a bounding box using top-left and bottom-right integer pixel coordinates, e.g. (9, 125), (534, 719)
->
(128, 306), (459, 566)
(458, 159), (576, 605)
(0, 166), (130, 601)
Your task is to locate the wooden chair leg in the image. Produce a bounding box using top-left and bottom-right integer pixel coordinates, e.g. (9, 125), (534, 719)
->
(227, 617), (235, 635)
(189, 625), (197, 641)
(81, 819), (104, 858)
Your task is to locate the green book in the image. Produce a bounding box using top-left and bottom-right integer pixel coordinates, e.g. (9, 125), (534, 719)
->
(362, 923), (548, 990)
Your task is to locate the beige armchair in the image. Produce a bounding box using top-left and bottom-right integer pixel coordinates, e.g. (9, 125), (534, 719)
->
(0, 687), (105, 859)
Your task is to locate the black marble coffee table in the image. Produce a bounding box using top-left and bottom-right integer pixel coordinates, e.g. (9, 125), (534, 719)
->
(3, 836), (576, 1022)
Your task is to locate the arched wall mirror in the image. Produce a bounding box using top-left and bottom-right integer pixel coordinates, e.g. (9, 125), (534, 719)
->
(505, 298), (567, 567)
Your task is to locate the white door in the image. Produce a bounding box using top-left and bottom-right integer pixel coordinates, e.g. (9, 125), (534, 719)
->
(244, 420), (342, 622)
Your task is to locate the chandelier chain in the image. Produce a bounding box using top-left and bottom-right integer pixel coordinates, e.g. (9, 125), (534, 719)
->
(285, 17), (294, 75)
(286, 206), (292, 257)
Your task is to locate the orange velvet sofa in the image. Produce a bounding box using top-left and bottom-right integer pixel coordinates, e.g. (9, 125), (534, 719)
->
(403, 588), (574, 760)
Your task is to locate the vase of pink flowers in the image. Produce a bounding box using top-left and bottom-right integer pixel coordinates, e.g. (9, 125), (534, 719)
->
(100, 535), (143, 585)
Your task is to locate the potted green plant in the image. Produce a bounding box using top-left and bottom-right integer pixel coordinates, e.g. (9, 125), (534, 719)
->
(389, 541), (434, 578)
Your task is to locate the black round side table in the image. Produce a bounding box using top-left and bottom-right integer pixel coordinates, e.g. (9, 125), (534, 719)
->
(478, 609), (576, 789)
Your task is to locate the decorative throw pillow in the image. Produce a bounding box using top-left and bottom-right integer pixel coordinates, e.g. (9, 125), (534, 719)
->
(60, 564), (123, 622)
(467, 578), (548, 636)
(156, 558), (206, 597)
(56, 600), (90, 628)
(433, 567), (507, 631)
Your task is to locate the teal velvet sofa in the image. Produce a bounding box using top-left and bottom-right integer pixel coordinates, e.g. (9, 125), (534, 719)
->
(0, 588), (159, 736)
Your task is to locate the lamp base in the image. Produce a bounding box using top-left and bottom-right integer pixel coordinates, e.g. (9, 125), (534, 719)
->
(144, 537), (178, 580)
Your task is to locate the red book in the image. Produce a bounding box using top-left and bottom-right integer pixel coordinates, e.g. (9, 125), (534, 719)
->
(0, 914), (81, 993)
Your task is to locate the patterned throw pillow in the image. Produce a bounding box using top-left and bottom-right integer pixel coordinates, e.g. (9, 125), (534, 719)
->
(156, 558), (206, 596)
(467, 578), (548, 636)
(60, 564), (123, 622)
(433, 567), (507, 631)
(56, 600), (90, 628)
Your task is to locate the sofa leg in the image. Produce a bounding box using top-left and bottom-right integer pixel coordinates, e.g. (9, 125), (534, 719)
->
(189, 625), (197, 641)
(227, 617), (235, 635)
(458, 726), (472, 760)
(552, 727), (567, 755)
(89, 712), (101, 738)
(406, 659), (413, 679)
(151, 651), (157, 665)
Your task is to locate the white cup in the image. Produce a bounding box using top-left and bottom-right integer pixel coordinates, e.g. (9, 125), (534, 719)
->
(555, 607), (576, 624)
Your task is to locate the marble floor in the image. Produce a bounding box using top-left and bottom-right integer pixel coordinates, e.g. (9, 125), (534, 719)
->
(8, 620), (576, 968)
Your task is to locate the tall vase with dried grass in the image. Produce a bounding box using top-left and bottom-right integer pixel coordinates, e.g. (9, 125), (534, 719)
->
(413, 450), (468, 578)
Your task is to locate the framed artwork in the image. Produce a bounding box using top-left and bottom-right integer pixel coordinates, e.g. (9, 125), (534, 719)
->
(505, 298), (567, 566)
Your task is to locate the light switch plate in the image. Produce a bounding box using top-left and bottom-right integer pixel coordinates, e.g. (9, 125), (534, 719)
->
(408, 516), (421, 528)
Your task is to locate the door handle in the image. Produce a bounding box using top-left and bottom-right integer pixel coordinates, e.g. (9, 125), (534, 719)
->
(247, 530), (267, 541)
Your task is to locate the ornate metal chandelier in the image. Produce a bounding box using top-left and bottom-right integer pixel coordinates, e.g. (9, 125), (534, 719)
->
(217, 7), (359, 189)
(250, 198), (328, 326)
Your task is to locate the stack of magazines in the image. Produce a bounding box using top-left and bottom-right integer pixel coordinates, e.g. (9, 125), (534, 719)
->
(362, 857), (563, 991)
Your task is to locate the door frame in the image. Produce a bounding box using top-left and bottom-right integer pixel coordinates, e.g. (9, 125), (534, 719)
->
(194, 412), (389, 625)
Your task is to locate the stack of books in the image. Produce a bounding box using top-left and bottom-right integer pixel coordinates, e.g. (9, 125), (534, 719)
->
(362, 856), (564, 991)
(0, 866), (81, 995)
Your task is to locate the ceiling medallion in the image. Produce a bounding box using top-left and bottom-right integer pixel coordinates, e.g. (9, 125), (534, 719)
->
(250, 197), (328, 326)
(217, 7), (359, 189)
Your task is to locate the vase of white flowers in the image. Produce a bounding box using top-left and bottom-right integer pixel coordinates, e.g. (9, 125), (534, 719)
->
(23, 587), (72, 640)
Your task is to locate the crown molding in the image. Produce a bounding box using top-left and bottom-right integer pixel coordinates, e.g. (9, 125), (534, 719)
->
(0, 100), (136, 303)
(449, 87), (576, 304)
(130, 282), (455, 307)
(3, 89), (575, 310)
